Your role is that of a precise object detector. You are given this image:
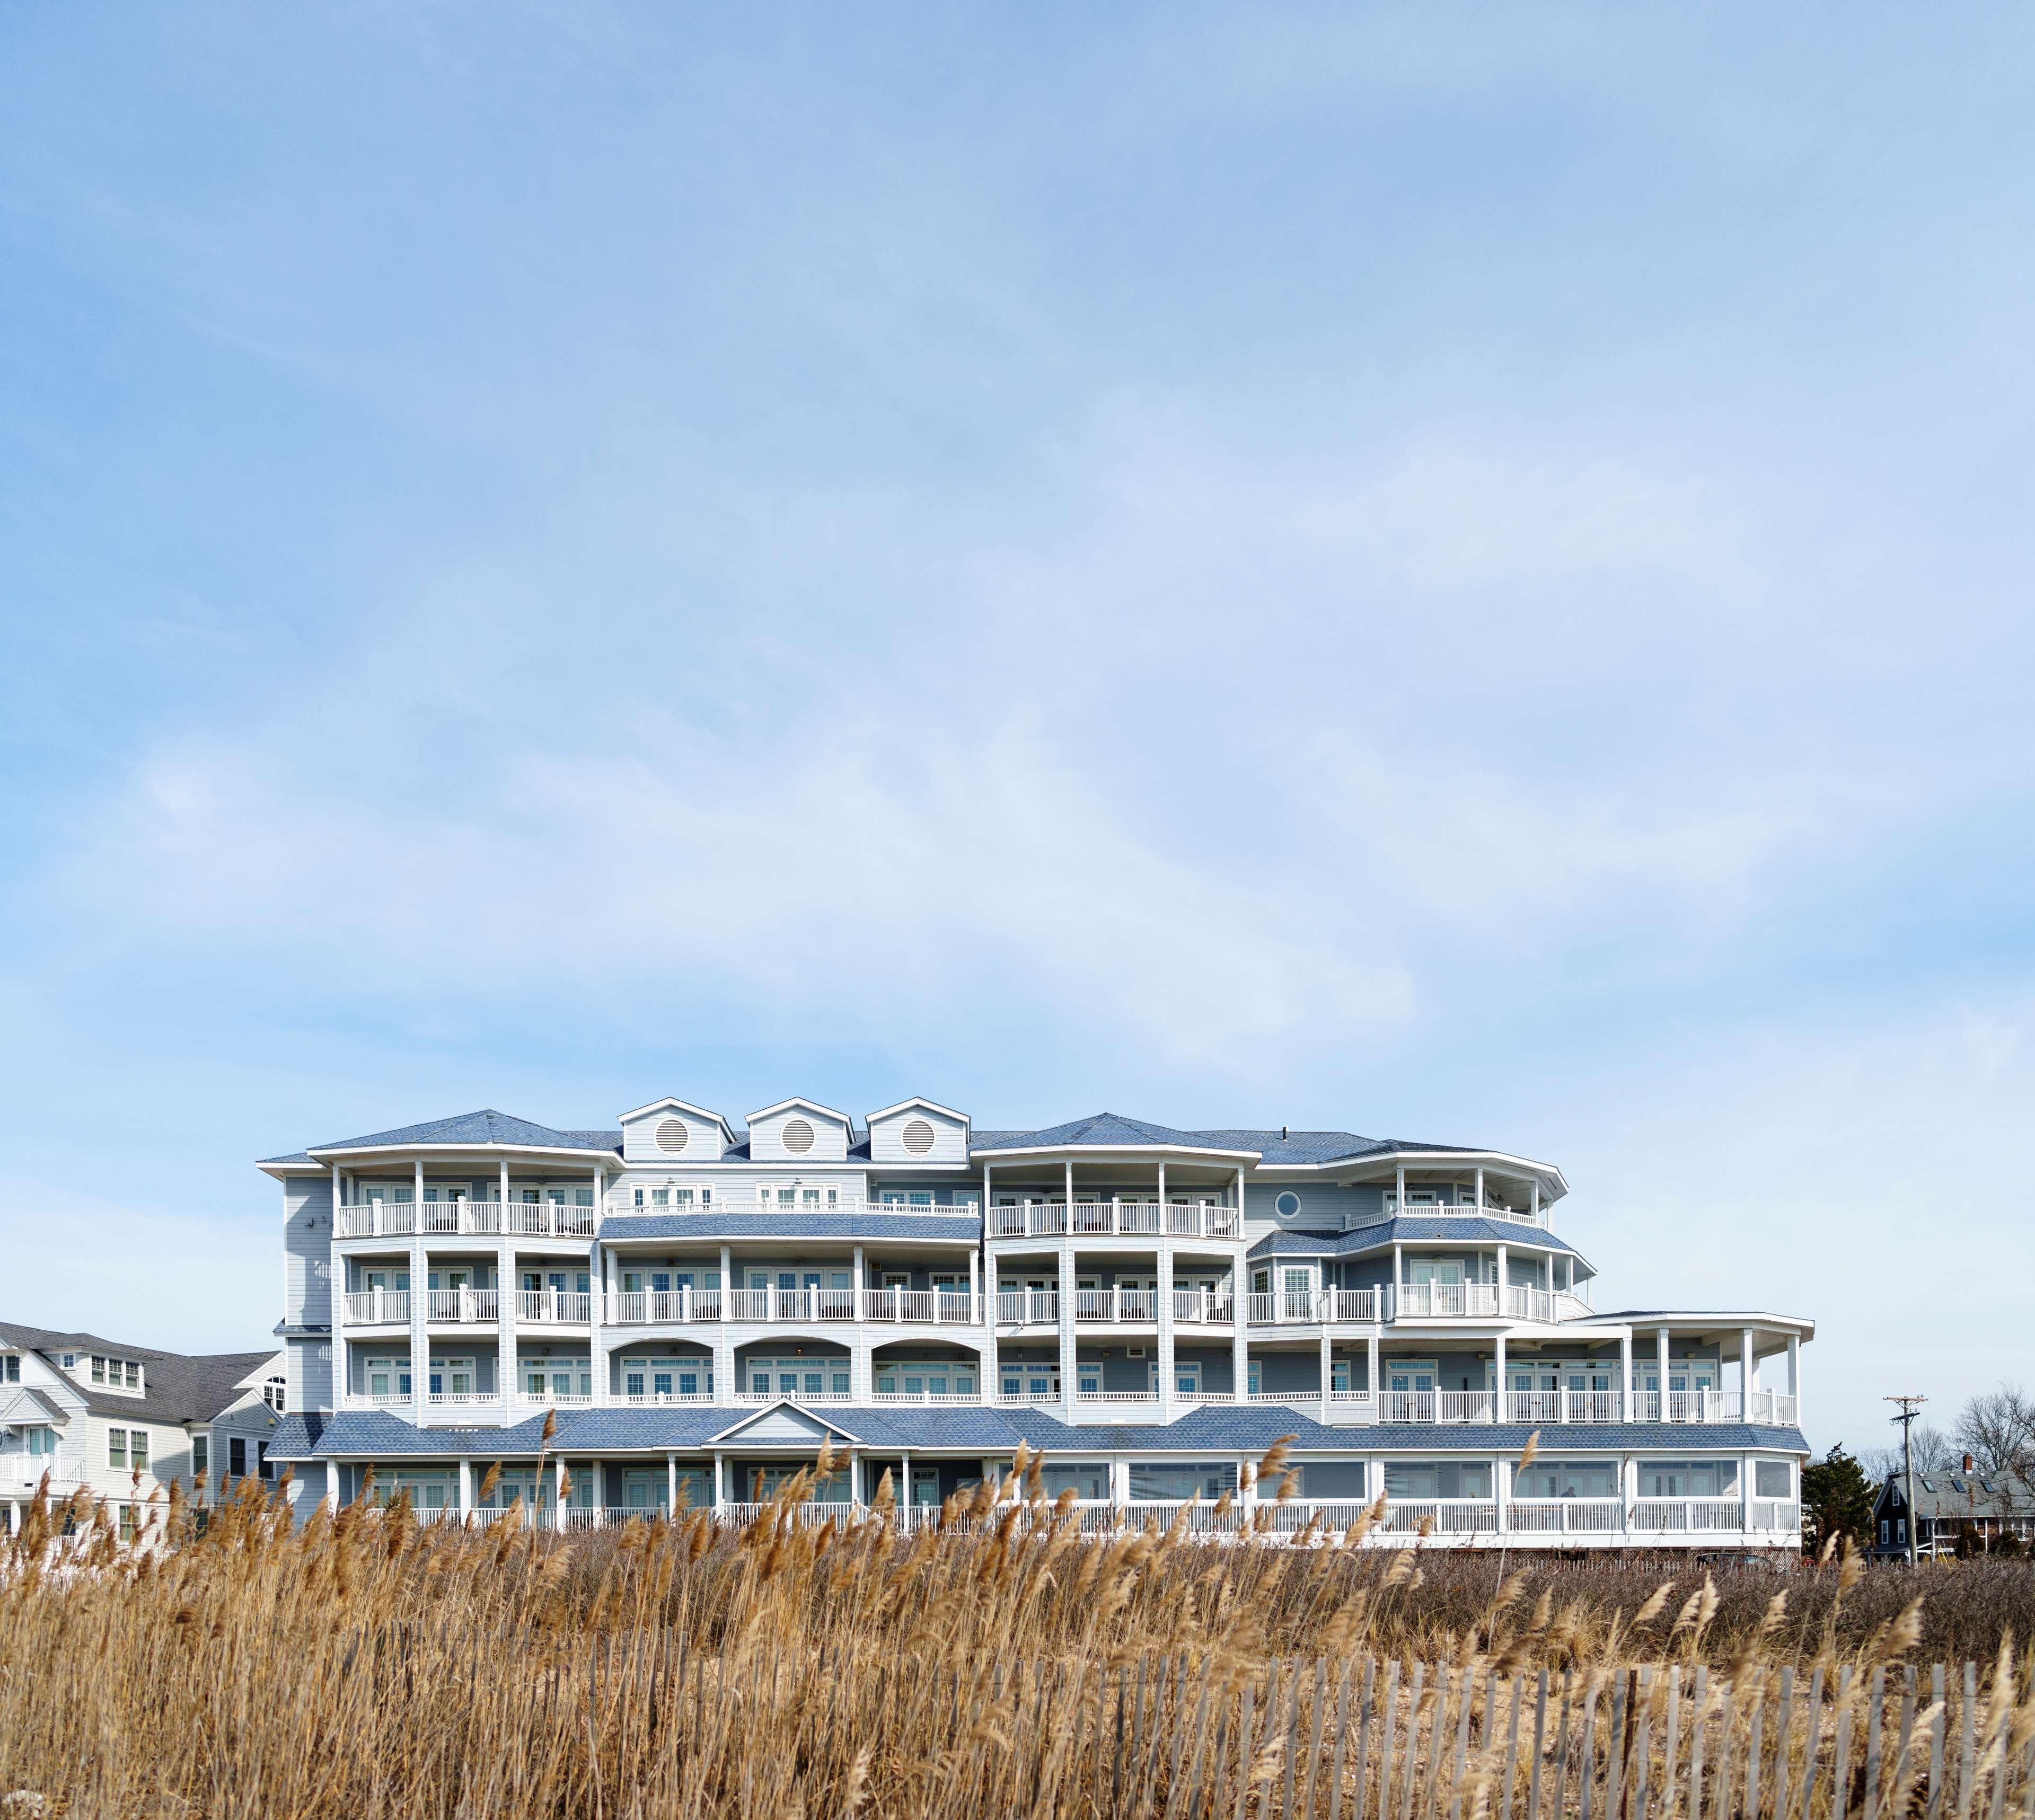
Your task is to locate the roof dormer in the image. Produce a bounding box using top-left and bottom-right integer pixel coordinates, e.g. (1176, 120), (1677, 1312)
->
(747, 1098), (852, 1164)
(867, 1097), (969, 1165)
(618, 1098), (736, 1165)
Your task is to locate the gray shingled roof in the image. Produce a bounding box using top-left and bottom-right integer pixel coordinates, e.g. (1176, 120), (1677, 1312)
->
(275, 1403), (1807, 1461)
(0, 1322), (277, 1424)
(972, 1114), (1249, 1152)
(1248, 1218), (1584, 1261)
(304, 1110), (622, 1154)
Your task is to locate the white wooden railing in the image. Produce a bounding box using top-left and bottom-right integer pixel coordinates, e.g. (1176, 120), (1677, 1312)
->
(1504, 1499), (1624, 1534)
(424, 1288), (499, 1322)
(515, 1289), (591, 1323)
(1173, 1289), (1236, 1323)
(342, 1289), (411, 1324)
(859, 1289), (977, 1324)
(987, 1201), (1241, 1241)
(1244, 1288), (1384, 1326)
(996, 1291), (1060, 1325)
(605, 1289), (724, 1324)
(1073, 1289), (1158, 1323)
(450, 1495), (1796, 1541)
(338, 1200), (596, 1240)
(1344, 1201), (1551, 1232)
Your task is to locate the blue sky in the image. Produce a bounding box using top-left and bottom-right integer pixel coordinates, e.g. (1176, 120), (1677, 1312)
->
(3, 6), (2031, 1456)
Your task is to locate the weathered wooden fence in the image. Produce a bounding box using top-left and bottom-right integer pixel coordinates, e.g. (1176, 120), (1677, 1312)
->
(778, 1652), (2035, 1820)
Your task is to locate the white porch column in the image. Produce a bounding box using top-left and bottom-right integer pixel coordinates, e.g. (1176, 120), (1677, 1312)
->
(1474, 1165), (1484, 1209)
(667, 1453), (677, 1515)
(1493, 1451), (1507, 1535)
(496, 1160), (515, 1419)
(1158, 1242), (1176, 1423)
(1059, 1161), (1078, 1419)
(900, 1448), (912, 1514)
(1740, 1452), (1752, 1533)
(1318, 1328), (1331, 1413)
(1656, 1327), (1670, 1421)
(554, 1454), (567, 1522)
(1740, 1327), (1756, 1416)
(712, 1451), (724, 1509)
(1367, 1331), (1380, 1413)
(410, 1159), (429, 1428)
(1493, 1331), (1506, 1423)
(1058, 1234), (1077, 1421)
(1786, 1332), (1801, 1423)
(1495, 1243), (1509, 1318)
(1391, 1244), (1403, 1319)
(716, 1241), (736, 1406)
(967, 1249), (979, 1319)
(1618, 1330), (1633, 1419)
(1531, 1179), (1541, 1223)
(456, 1457), (471, 1518)
(1395, 1163), (1405, 1213)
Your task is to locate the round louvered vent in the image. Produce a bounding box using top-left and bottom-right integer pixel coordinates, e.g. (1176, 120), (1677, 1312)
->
(655, 1118), (689, 1154)
(782, 1117), (815, 1154)
(902, 1118), (935, 1155)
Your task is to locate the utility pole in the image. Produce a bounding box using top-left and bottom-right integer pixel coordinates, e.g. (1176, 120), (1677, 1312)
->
(1888, 1394), (1927, 1567)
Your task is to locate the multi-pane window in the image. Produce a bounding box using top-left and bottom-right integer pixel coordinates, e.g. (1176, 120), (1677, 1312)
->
(107, 1429), (127, 1468)
(27, 1426), (56, 1457)
(130, 1430), (148, 1470)
(1513, 1461), (1618, 1499)
(1382, 1461), (1492, 1499)
(1, 1355), (17, 1382)
(89, 1354), (144, 1393)
(1754, 1461), (1793, 1497)
(1637, 1460), (1738, 1498)
(1127, 1461), (1237, 1501)
(230, 1437), (248, 1477)
(262, 1377), (287, 1413)
(192, 1435), (208, 1479)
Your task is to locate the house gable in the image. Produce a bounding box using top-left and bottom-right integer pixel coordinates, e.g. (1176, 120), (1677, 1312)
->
(710, 1401), (862, 1446)
(868, 1099), (969, 1166)
(747, 1099), (852, 1164)
(620, 1098), (734, 1165)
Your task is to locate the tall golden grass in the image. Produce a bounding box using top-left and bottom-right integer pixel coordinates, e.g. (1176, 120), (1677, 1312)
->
(4, 1448), (2034, 1820)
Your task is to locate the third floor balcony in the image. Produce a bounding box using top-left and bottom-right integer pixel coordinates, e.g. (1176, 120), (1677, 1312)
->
(989, 1200), (1240, 1241)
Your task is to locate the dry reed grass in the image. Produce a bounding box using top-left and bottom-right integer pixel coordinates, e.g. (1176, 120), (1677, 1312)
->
(4, 1452), (2035, 1820)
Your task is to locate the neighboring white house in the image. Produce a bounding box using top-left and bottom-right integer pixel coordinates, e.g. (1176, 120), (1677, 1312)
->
(256, 1102), (1812, 1548)
(0, 1321), (287, 1540)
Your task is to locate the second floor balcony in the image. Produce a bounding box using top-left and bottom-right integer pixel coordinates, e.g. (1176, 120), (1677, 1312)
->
(601, 1287), (981, 1327)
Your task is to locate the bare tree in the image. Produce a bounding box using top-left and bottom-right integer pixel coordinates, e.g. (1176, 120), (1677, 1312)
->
(1955, 1385), (2035, 1478)
(1860, 1424), (1954, 1481)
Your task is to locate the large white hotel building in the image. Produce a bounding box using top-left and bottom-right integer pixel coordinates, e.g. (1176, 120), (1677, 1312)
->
(259, 1100), (1811, 1545)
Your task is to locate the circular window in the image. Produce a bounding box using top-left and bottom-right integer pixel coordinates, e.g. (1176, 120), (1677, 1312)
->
(902, 1118), (935, 1155)
(655, 1118), (689, 1154)
(1275, 1191), (1302, 1218)
(782, 1117), (815, 1155)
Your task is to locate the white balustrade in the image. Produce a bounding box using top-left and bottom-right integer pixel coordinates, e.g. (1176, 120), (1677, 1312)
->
(514, 1290), (592, 1324)
(1505, 1499), (1623, 1534)
(988, 1200), (1239, 1240)
(995, 1291), (1060, 1325)
(1172, 1289), (1235, 1323)
(422, 1288), (498, 1323)
(342, 1289), (410, 1324)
